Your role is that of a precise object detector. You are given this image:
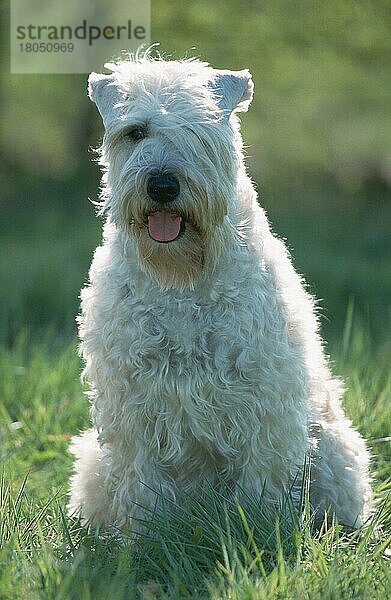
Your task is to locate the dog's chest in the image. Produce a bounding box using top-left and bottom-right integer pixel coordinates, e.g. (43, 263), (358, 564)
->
(122, 296), (213, 372)
(146, 303), (202, 352)
(139, 302), (214, 360)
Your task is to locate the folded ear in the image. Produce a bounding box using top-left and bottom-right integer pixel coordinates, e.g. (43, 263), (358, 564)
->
(88, 72), (123, 128)
(210, 69), (254, 115)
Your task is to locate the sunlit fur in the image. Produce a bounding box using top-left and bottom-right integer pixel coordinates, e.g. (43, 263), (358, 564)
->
(68, 52), (372, 530)
(96, 57), (240, 289)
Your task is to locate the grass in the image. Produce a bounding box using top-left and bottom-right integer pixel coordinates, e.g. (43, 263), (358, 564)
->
(0, 322), (390, 599)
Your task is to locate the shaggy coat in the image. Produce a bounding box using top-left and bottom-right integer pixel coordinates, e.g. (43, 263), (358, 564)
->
(68, 54), (372, 529)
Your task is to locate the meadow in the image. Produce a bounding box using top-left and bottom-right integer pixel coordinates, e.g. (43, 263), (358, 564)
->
(1, 0), (390, 597)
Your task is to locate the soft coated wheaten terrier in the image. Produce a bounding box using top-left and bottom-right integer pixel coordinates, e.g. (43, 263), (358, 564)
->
(68, 51), (372, 530)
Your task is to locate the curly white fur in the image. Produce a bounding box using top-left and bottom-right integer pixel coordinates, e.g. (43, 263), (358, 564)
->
(68, 51), (372, 530)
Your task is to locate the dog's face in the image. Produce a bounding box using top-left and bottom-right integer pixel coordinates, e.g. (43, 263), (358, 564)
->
(89, 55), (253, 289)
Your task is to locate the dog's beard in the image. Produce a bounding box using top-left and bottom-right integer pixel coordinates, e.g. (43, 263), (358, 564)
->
(104, 153), (236, 289)
(132, 217), (206, 289)
(117, 188), (233, 290)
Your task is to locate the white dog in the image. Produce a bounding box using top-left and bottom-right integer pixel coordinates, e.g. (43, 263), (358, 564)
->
(68, 51), (372, 529)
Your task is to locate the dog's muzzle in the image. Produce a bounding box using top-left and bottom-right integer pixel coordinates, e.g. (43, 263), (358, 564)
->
(147, 174), (180, 204)
(146, 174), (183, 243)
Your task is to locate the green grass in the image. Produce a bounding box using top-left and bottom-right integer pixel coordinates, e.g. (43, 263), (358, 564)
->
(0, 326), (389, 599)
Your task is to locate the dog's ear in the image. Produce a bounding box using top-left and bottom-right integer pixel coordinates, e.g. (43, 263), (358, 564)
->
(88, 73), (123, 128)
(210, 69), (254, 115)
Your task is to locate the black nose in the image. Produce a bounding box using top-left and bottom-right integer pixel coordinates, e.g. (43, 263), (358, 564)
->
(147, 174), (180, 204)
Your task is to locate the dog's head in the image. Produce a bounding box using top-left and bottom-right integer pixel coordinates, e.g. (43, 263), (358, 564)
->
(89, 51), (253, 289)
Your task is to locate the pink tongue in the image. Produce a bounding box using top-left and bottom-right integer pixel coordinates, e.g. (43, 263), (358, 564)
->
(147, 212), (182, 242)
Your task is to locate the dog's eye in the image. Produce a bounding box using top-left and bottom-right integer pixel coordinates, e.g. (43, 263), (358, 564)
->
(124, 126), (147, 142)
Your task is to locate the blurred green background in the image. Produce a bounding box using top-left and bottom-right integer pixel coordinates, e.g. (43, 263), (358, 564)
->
(1, 0), (390, 349)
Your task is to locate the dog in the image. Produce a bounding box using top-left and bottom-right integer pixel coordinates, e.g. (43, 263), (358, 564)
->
(68, 50), (372, 530)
